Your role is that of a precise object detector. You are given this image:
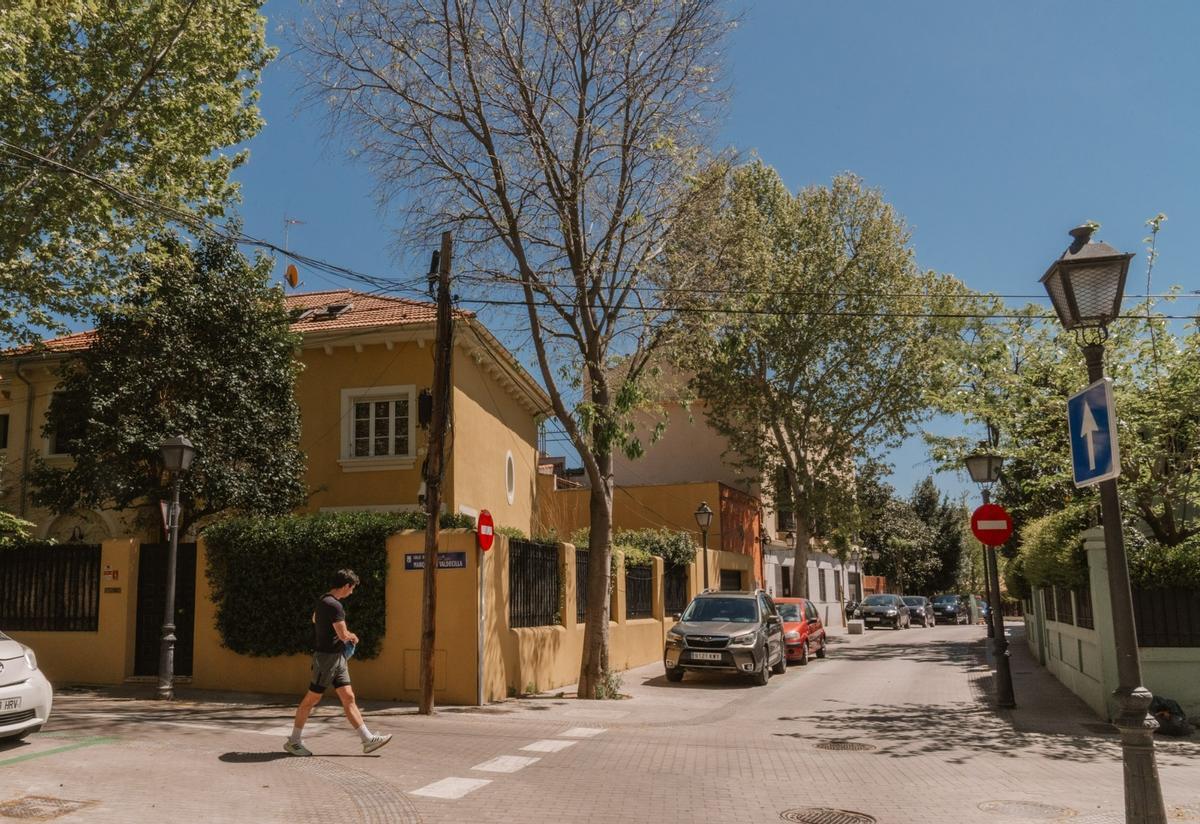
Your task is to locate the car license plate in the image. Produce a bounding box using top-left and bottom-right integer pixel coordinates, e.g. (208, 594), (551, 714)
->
(689, 651), (722, 661)
(1, 697), (20, 711)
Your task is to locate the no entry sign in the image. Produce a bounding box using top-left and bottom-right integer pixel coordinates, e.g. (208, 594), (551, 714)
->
(477, 509), (495, 552)
(971, 503), (1013, 547)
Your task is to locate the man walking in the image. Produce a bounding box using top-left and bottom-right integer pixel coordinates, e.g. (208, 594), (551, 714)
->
(285, 569), (392, 756)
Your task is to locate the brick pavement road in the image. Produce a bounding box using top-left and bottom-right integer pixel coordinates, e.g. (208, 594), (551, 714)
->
(2, 622), (1198, 824)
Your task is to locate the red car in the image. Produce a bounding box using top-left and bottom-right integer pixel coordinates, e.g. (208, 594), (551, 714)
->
(774, 597), (827, 665)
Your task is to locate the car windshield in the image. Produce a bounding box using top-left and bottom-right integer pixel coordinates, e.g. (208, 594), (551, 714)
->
(681, 597), (759, 623)
(776, 603), (802, 621)
(861, 595), (892, 606)
(932, 595), (959, 603)
(902, 597), (924, 606)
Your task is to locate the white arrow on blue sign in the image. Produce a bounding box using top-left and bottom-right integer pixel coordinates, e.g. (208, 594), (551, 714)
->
(1066, 377), (1120, 488)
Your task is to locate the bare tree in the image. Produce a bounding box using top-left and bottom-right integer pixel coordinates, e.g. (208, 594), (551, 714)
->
(299, 0), (731, 698)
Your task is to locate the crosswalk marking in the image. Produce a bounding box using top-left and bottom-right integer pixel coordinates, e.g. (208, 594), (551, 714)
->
(520, 739), (576, 753)
(559, 727), (606, 738)
(410, 777), (492, 799)
(471, 755), (540, 773)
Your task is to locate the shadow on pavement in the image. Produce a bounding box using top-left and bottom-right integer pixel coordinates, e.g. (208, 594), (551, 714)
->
(219, 751), (293, 763)
(639, 672), (760, 691)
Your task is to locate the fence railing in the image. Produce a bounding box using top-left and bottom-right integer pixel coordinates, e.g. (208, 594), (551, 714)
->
(575, 548), (589, 623)
(1134, 588), (1200, 647)
(0, 543), (101, 631)
(625, 564), (653, 620)
(1074, 587), (1094, 629)
(1054, 587), (1074, 625)
(1042, 586), (1056, 622)
(508, 539), (560, 628)
(664, 564), (689, 617)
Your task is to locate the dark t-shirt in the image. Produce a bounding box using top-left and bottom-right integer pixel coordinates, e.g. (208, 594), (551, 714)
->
(313, 594), (346, 654)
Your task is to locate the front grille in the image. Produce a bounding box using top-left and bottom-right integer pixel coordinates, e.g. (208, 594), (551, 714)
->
(0, 709), (36, 726)
(686, 636), (729, 649)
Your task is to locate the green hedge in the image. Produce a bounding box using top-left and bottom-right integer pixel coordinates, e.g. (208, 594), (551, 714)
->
(1016, 504), (1091, 590)
(203, 511), (471, 658)
(1127, 531), (1200, 590)
(569, 526), (698, 570)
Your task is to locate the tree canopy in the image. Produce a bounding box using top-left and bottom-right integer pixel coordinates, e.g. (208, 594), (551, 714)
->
(675, 162), (967, 594)
(0, 0), (273, 345)
(30, 234), (307, 533)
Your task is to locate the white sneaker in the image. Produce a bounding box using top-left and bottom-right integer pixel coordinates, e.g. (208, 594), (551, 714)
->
(362, 734), (392, 754)
(284, 740), (312, 757)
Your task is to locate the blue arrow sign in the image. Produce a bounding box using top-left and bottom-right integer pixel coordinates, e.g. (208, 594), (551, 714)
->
(1066, 378), (1120, 488)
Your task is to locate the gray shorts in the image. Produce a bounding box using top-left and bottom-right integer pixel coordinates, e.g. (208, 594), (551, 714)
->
(309, 651), (351, 693)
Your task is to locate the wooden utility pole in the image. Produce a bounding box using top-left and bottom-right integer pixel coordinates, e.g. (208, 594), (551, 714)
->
(419, 231), (453, 715)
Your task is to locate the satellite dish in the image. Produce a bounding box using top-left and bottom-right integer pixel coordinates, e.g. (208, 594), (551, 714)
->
(285, 263), (299, 288)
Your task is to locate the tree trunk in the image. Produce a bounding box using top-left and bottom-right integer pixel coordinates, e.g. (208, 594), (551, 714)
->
(790, 516), (811, 600)
(577, 457), (614, 699)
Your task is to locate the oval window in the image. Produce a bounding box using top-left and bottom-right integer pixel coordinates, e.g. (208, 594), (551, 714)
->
(505, 451), (516, 505)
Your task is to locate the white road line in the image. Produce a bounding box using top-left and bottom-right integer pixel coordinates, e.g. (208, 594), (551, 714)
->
(559, 727), (605, 738)
(471, 755), (540, 773)
(410, 777), (491, 799)
(520, 739), (576, 753)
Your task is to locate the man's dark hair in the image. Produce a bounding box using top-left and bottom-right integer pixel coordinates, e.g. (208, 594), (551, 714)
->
(331, 569), (360, 588)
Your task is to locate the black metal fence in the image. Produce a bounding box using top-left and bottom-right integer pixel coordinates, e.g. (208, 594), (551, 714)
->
(1054, 587), (1074, 625)
(1134, 588), (1200, 647)
(508, 539), (560, 628)
(664, 564), (689, 616)
(625, 564), (653, 619)
(575, 548), (589, 623)
(1074, 587), (1094, 629)
(0, 543), (101, 631)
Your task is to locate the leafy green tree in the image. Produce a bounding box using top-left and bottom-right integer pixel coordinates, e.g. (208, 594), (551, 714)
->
(910, 475), (967, 593)
(677, 163), (967, 595)
(30, 234), (306, 533)
(0, 511), (35, 548)
(0, 0), (273, 345)
(857, 472), (939, 595)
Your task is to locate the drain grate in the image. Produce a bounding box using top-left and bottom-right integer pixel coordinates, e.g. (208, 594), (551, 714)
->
(816, 740), (876, 752)
(780, 808), (876, 824)
(0, 796), (95, 821)
(979, 800), (1076, 819)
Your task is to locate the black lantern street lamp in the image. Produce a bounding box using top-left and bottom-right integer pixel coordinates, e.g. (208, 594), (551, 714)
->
(1041, 225), (1165, 824)
(694, 502), (713, 592)
(964, 450), (1015, 708)
(157, 435), (194, 701)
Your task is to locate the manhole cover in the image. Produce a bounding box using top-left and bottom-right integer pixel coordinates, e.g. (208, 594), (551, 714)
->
(780, 808), (876, 824)
(0, 796), (95, 821)
(979, 800), (1077, 819)
(816, 741), (876, 752)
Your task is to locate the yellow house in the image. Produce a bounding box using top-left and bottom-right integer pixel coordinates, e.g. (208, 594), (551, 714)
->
(0, 289), (551, 539)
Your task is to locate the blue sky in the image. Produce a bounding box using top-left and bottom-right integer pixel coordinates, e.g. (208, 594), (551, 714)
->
(232, 1), (1200, 502)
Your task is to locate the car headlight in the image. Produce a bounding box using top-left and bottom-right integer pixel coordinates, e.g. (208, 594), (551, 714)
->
(729, 631), (757, 647)
(23, 647), (38, 671)
(784, 630), (800, 641)
(853, 609), (862, 617)
(886, 609), (897, 616)
(666, 629), (685, 647)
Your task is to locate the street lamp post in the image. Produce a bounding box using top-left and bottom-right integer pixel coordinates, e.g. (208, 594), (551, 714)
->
(964, 451), (1015, 708)
(1041, 224), (1165, 823)
(158, 435), (195, 701)
(694, 502), (713, 592)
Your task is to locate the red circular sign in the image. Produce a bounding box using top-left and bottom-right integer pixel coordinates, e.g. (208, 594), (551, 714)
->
(477, 509), (495, 552)
(971, 503), (1013, 546)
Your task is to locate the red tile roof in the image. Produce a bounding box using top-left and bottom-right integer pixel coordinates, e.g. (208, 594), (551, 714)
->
(22, 290), (471, 353)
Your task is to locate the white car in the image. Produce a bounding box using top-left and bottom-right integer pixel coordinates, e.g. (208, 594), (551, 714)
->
(0, 631), (53, 742)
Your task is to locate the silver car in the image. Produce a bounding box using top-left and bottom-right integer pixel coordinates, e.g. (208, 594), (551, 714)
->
(664, 591), (786, 685)
(0, 631), (53, 743)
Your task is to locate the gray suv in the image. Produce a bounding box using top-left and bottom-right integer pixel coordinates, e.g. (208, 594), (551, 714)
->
(663, 591), (786, 685)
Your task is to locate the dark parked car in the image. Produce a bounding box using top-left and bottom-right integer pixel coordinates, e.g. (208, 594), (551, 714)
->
(664, 590), (786, 685)
(902, 596), (935, 628)
(854, 594), (910, 630)
(931, 594), (970, 625)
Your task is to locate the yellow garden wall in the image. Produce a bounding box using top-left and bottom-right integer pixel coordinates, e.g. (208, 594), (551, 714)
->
(190, 530), (483, 704)
(7, 539), (138, 685)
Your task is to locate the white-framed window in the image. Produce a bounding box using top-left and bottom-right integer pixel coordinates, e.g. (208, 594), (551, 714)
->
(505, 451), (515, 505)
(338, 386), (417, 471)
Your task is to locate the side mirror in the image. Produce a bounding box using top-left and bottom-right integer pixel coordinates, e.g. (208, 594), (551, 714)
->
(672, 613), (682, 622)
